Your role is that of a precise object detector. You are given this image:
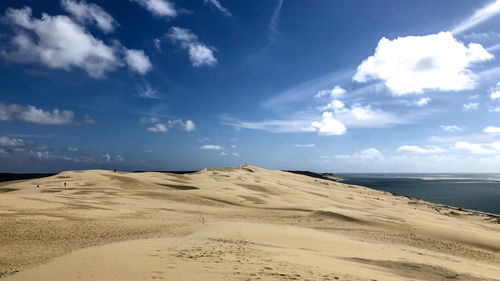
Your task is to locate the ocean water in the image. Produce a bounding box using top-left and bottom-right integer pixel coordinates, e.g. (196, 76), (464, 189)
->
(336, 174), (500, 215)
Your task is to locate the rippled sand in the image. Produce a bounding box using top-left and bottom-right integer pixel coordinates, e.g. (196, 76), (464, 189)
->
(1, 165), (499, 280)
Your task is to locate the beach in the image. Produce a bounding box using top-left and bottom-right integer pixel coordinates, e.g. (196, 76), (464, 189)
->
(0, 165), (499, 281)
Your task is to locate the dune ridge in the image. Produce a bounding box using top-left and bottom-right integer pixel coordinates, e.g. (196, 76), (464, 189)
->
(0, 165), (499, 280)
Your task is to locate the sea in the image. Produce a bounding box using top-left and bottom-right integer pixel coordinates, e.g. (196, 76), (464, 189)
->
(336, 173), (500, 215)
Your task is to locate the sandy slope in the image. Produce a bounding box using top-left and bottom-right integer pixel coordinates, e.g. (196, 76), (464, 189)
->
(0, 165), (499, 280)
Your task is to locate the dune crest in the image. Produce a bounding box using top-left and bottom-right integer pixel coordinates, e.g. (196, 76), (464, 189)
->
(0, 166), (499, 280)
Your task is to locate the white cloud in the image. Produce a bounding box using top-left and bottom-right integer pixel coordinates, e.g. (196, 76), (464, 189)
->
(223, 102), (402, 135)
(0, 102), (75, 125)
(61, 0), (117, 33)
(124, 49), (152, 74)
(139, 117), (161, 124)
(0, 137), (104, 163)
(440, 125), (462, 132)
(454, 141), (500, 154)
(0, 136), (49, 160)
(66, 146), (78, 152)
(165, 119), (196, 132)
(490, 106), (500, 112)
(102, 153), (111, 162)
(310, 112), (346, 135)
(0, 136), (27, 148)
(147, 123), (167, 132)
(319, 99), (344, 111)
(452, 0), (500, 35)
(32, 151), (50, 160)
(204, 0), (232, 17)
(232, 152), (239, 157)
(200, 144), (222, 150)
(415, 97), (431, 106)
(483, 126), (500, 133)
(463, 102), (480, 111)
(3, 7), (118, 78)
(335, 148), (383, 160)
(187, 44), (217, 67)
(295, 144), (315, 148)
(131, 0), (177, 18)
(167, 27), (198, 42)
(353, 32), (493, 95)
(491, 91), (500, 100)
(142, 117), (195, 132)
(116, 155), (125, 162)
(314, 85), (346, 98)
(397, 145), (446, 154)
(153, 38), (162, 52)
(166, 27), (217, 67)
(184, 120), (196, 131)
(220, 151), (228, 156)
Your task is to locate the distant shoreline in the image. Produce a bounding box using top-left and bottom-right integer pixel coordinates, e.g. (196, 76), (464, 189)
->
(0, 173), (57, 183)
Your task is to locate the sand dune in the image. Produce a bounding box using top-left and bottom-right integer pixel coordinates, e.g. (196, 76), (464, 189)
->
(0, 165), (499, 280)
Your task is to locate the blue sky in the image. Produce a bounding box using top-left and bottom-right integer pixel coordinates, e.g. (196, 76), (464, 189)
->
(2, 0), (500, 172)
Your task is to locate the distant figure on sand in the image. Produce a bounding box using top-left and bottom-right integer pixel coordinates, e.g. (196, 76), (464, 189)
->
(36, 184), (39, 188)
(64, 182), (66, 187)
(113, 169), (116, 173)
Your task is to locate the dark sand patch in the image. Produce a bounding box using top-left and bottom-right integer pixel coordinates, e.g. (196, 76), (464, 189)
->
(344, 258), (493, 281)
(237, 183), (276, 195)
(0, 188), (18, 193)
(312, 210), (362, 223)
(157, 184), (198, 190)
(239, 195), (266, 204)
(40, 189), (62, 193)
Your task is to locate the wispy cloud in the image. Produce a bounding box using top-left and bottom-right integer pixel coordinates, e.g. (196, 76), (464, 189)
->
(221, 116), (312, 133)
(135, 81), (162, 99)
(295, 144), (315, 148)
(204, 0), (232, 17)
(452, 0), (500, 35)
(454, 141), (500, 154)
(268, 0), (284, 40)
(334, 148), (383, 160)
(261, 69), (353, 111)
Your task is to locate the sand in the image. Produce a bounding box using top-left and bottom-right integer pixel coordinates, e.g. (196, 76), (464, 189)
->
(0, 165), (499, 280)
